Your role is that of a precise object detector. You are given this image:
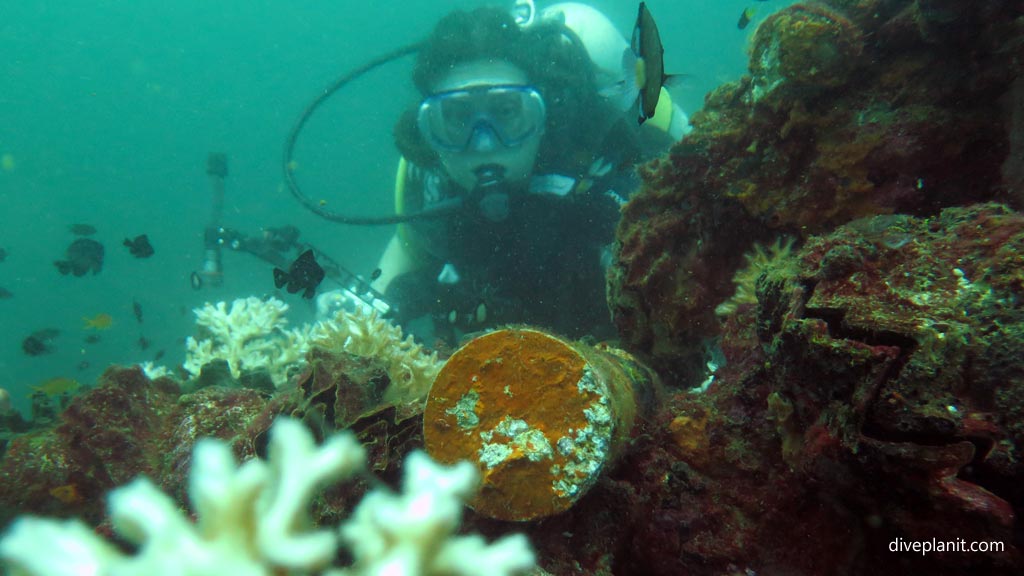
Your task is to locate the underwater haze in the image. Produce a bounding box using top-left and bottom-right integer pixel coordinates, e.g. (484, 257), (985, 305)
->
(0, 0), (785, 416)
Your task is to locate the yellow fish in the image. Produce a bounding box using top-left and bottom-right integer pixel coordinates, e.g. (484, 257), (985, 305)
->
(31, 377), (80, 397)
(83, 313), (114, 330)
(49, 484), (83, 505)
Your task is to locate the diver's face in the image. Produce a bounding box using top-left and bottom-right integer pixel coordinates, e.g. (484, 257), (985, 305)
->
(426, 60), (544, 191)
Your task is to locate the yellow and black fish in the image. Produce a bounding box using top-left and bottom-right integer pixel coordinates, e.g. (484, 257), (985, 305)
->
(738, 7), (756, 30)
(604, 3), (678, 125)
(630, 2), (672, 125)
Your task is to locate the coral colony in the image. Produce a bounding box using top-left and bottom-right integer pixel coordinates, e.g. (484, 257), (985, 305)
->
(0, 418), (535, 576)
(183, 296), (313, 387)
(182, 296), (440, 399)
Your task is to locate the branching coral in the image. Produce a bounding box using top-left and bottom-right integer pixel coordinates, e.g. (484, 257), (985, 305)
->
(181, 297), (442, 398)
(0, 418), (535, 576)
(312, 307), (443, 405)
(183, 297), (313, 388)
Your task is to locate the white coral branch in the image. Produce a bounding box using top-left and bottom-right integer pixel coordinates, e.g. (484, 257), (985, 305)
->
(0, 418), (534, 576)
(184, 297), (311, 387)
(313, 308), (443, 403)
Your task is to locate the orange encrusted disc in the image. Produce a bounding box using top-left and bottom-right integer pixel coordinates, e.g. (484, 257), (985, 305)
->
(423, 328), (617, 521)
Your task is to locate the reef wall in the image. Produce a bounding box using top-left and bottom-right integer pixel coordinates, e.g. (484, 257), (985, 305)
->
(609, 0), (1023, 382)
(599, 0), (1024, 573)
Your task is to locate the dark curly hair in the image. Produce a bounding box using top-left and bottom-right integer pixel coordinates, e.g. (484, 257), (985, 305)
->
(394, 6), (632, 178)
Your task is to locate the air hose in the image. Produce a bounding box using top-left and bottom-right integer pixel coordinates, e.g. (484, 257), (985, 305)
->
(282, 42), (461, 225)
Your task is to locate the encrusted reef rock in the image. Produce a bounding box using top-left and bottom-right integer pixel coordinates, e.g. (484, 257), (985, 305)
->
(731, 0), (1018, 227)
(0, 366), (283, 525)
(0, 347), (426, 530)
(288, 347), (423, 477)
(748, 202), (1024, 573)
(609, 0), (1022, 380)
(541, 203), (1023, 574)
(749, 2), (865, 100)
(0, 367), (184, 524)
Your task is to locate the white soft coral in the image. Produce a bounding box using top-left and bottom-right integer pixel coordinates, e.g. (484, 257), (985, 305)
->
(312, 308), (443, 404)
(183, 297), (311, 387)
(0, 418), (535, 576)
(336, 453), (534, 576)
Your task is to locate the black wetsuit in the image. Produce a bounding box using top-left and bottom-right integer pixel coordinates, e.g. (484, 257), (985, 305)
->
(387, 156), (635, 342)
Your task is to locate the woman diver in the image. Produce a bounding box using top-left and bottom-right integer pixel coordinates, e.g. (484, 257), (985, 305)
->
(370, 3), (687, 343)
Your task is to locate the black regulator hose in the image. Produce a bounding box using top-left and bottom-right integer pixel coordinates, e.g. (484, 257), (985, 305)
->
(282, 41), (461, 225)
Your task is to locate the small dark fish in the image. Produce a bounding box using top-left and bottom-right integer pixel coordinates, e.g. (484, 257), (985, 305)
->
(83, 334), (102, 344)
(69, 223), (97, 236)
(189, 272), (203, 290)
(77, 360), (91, 371)
(123, 234), (154, 258)
(22, 329), (59, 357)
(153, 349), (166, 363)
(738, 7), (756, 29)
(273, 249), (324, 299)
(370, 268), (382, 281)
(0, 247), (7, 261)
(54, 238), (104, 276)
(22, 336), (51, 356)
(138, 335), (151, 350)
(0, 287), (12, 299)
(132, 301), (144, 324)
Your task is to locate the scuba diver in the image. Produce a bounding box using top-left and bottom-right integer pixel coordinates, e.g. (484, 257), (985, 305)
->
(367, 3), (689, 343)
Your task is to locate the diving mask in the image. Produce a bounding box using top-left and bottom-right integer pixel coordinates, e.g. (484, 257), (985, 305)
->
(417, 84), (546, 152)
